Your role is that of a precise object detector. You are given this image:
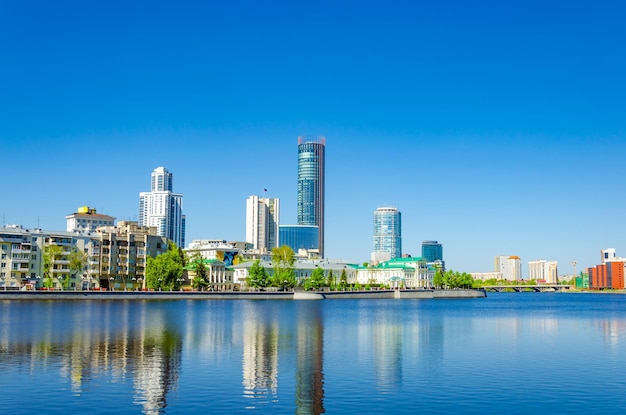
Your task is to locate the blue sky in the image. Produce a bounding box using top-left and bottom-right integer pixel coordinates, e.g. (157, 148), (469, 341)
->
(1, 0), (625, 275)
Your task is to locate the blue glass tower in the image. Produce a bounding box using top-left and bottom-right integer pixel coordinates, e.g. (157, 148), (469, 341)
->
(422, 240), (443, 262)
(372, 207), (402, 259)
(297, 137), (325, 257)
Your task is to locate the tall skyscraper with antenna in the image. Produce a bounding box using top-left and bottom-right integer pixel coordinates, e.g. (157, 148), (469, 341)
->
(297, 137), (325, 258)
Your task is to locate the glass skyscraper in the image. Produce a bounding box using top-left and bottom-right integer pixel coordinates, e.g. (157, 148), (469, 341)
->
(422, 240), (443, 262)
(372, 207), (402, 259)
(297, 137), (325, 258)
(279, 225), (319, 253)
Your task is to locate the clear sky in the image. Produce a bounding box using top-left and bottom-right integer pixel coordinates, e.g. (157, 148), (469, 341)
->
(1, 0), (625, 276)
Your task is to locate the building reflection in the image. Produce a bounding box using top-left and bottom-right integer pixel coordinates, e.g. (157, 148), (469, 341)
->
(595, 319), (626, 349)
(241, 303), (280, 407)
(0, 301), (182, 415)
(295, 302), (325, 415)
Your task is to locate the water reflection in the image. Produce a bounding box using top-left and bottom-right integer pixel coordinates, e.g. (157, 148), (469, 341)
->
(241, 302), (280, 407)
(0, 300), (182, 415)
(3, 295), (626, 415)
(295, 303), (324, 415)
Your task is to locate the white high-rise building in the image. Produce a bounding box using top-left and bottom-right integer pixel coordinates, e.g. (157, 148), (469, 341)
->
(246, 195), (280, 252)
(138, 167), (185, 248)
(528, 260), (559, 284)
(495, 255), (522, 281)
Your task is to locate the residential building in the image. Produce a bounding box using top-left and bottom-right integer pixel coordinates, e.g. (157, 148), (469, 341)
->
(66, 206), (115, 233)
(297, 137), (325, 257)
(495, 255), (522, 280)
(279, 225), (319, 257)
(246, 195), (280, 252)
(470, 272), (504, 281)
(0, 225), (96, 290)
(0, 225), (44, 290)
(528, 260), (559, 284)
(372, 207), (402, 261)
(138, 166), (185, 248)
(95, 221), (169, 290)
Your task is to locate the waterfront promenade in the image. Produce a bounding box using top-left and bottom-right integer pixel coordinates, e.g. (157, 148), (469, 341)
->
(0, 288), (486, 300)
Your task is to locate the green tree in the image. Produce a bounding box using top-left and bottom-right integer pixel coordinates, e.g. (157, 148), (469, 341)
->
(433, 269), (444, 289)
(247, 260), (270, 289)
(146, 243), (183, 291)
(305, 267), (325, 290)
(43, 245), (64, 289)
(270, 245), (296, 289)
(339, 268), (348, 290)
(326, 269), (335, 289)
(68, 247), (87, 282)
(189, 251), (209, 290)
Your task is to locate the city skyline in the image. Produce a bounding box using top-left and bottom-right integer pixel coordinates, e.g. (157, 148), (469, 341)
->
(2, 1), (625, 274)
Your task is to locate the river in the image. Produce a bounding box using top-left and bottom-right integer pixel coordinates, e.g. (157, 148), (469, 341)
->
(1, 292), (625, 414)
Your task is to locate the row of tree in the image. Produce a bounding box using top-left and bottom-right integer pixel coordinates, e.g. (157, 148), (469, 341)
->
(433, 269), (474, 289)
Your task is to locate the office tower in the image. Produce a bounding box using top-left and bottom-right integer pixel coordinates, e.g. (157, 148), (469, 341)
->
(279, 225), (319, 255)
(246, 195), (280, 252)
(495, 255), (522, 280)
(372, 207), (402, 260)
(138, 167), (185, 248)
(422, 240), (443, 262)
(297, 137), (325, 257)
(66, 206), (115, 233)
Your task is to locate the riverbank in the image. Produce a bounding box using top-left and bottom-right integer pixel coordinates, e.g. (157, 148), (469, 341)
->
(0, 289), (486, 300)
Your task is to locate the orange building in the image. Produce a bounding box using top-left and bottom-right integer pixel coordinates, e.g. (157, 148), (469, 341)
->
(588, 262), (625, 289)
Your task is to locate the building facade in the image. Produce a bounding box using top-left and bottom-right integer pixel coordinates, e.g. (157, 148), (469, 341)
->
(422, 240), (443, 262)
(297, 137), (325, 258)
(528, 260), (559, 284)
(185, 240), (241, 267)
(246, 195), (280, 252)
(495, 255), (522, 280)
(372, 207), (402, 260)
(95, 221), (169, 290)
(279, 225), (319, 257)
(66, 206), (115, 233)
(138, 167), (185, 248)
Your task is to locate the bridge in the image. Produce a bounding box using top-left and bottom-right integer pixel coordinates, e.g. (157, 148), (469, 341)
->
(480, 284), (574, 293)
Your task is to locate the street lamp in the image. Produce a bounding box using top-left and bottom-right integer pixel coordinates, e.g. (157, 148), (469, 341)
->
(136, 277), (143, 291)
(158, 278), (163, 291)
(109, 276), (114, 291)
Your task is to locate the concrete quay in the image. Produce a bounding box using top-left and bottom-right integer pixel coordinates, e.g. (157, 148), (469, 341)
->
(0, 289), (486, 301)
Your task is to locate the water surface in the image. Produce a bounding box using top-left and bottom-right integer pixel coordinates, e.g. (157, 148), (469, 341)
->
(1, 293), (625, 414)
